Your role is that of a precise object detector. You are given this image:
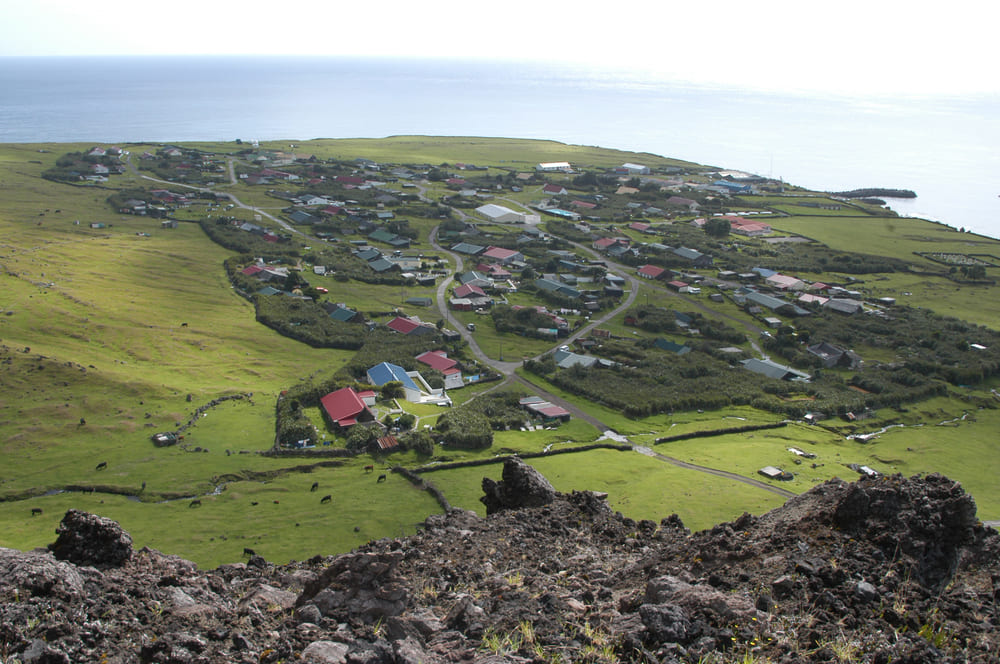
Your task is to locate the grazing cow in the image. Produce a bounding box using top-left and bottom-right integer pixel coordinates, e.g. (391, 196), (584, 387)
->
(273, 500), (279, 504)
(189, 499), (201, 508)
(31, 508), (43, 516)
(310, 481), (319, 492)
(243, 547), (256, 557)
(364, 465), (374, 474)
(320, 494), (332, 504)
(250, 501), (259, 506)
(377, 474), (387, 483)
(95, 461), (108, 471)
(181, 322), (188, 327)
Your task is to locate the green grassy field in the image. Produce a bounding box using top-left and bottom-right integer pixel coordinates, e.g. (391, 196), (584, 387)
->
(2, 136), (999, 569)
(424, 448), (787, 531)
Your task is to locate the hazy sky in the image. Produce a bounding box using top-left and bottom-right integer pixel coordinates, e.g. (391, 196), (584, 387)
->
(3, 0), (997, 95)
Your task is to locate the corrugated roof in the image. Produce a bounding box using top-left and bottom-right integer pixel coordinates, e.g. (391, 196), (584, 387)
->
(320, 388), (369, 425)
(416, 350), (458, 372)
(367, 362), (420, 392)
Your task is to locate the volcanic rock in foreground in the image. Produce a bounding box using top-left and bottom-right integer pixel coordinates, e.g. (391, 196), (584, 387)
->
(1, 469), (999, 663)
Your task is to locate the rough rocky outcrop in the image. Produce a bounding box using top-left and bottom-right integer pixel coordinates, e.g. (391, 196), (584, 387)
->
(480, 456), (557, 514)
(1, 471), (999, 663)
(48, 509), (133, 568)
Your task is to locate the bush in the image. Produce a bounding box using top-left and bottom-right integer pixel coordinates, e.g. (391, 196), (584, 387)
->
(435, 408), (492, 449)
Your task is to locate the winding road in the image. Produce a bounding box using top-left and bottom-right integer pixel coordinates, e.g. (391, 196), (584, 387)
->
(420, 188), (795, 500)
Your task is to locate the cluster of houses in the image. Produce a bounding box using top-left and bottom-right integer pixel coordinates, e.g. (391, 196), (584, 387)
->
(318, 348), (472, 435)
(726, 268), (870, 319)
(137, 146), (228, 182)
(349, 245), (436, 281)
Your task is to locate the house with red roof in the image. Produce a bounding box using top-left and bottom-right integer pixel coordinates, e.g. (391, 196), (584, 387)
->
(480, 246), (523, 264)
(571, 200), (597, 210)
(386, 316), (437, 336)
(474, 263), (512, 279)
(722, 215), (772, 237)
(320, 387), (375, 429)
(629, 222), (652, 233)
(543, 183), (568, 196)
(453, 284), (487, 299)
(415, 350), (464, 390)
(637, 265), (667, 280)
(593, 237), (629, 252)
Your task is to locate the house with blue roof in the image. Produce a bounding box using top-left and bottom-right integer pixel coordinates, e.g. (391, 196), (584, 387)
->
(366, 362), (451, 406)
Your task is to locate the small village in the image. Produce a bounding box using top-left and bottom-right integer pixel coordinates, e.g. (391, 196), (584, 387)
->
(31, 140), (976, 489)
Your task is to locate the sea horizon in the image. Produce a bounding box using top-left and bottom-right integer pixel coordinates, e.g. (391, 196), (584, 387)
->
(2, 55), (998, 239)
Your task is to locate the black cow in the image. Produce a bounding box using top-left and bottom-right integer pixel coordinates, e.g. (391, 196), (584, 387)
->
(377, 474), (387, 483)
(243, 547), (256, 556)
(310, 481), (319, 492)
(250, 501), (259, 506)
(189, 499), (201, 508)
(320, 494), (332, 504)
(31, 508), (43, 516)
(95, 461), (108, 471)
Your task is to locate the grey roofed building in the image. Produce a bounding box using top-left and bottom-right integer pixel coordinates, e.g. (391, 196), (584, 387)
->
(288, 210), (319, 224)
(825, 298), (863, 315)
(607, 244), (631, 258)
(451, 242), (485, 255)
(368, 228), (397, 244)
(354, 247), (382, 262)
(743, 290), (811, 316)
(328, 306), (360, 322)
(458, 271), (493, 288)
(653, 338), (691, 354)
(807, 342), (862, 368)
(368, 257), (397, 272)
(741, 358), (811, 381)
(672, 246), (713, 266)
(535, 278), (580, 299)
(406, 297), (433, 307)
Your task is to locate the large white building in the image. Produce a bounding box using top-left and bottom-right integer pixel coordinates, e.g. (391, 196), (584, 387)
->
(621, 162), (651, 175)
(536, 161), (572, 172)
(476, 203), (525, 223)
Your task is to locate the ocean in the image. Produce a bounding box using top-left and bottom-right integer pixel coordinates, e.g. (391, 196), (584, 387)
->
(2, 55), (998, 239)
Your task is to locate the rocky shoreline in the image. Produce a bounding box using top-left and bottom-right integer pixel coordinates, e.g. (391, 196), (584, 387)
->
(2, 459), (998, 663)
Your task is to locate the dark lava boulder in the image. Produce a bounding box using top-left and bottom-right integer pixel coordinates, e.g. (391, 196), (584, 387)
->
(48, 509), (132, 568)
(480, 457), (557, 515)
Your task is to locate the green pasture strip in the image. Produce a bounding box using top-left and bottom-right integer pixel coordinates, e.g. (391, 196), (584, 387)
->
(0, 459), (441, 568)
(770, 215), (1000, 266)
(246, 137), (700, 171)
(449, 310), (560, 361)
(424, 448), (786, 531)
(658, 401), (1000, 519)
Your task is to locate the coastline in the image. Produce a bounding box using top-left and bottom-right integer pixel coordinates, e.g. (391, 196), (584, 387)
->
(1, 55), (998, 239)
